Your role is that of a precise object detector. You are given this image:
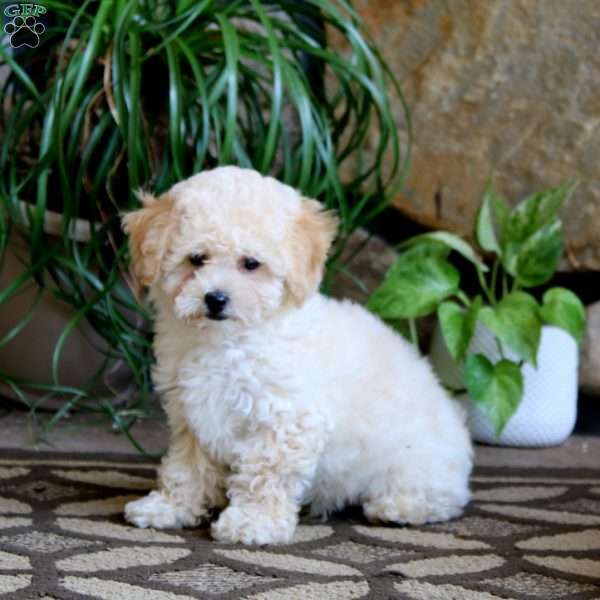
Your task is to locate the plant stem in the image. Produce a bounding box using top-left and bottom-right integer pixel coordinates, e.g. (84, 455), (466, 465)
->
(476, 267), (495, 305)
(495, 337), (506, 359)
(456, 290), (471, 308)
(502, 273), (509, 297)
(408, 318), (419, 352)
(490, 259), (500, 301)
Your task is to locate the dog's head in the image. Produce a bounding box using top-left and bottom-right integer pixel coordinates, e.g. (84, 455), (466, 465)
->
(122, 167), (338, 328)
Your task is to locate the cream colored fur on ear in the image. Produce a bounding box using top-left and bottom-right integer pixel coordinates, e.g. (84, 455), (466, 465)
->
(287, 198), (338, 305)
(121, 192), (175, 286)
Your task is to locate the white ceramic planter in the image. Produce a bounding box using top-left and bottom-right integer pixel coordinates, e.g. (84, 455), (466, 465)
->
(429, 322), (579, 447)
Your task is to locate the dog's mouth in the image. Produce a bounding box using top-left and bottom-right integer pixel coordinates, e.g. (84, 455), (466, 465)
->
(207, 313), (228, 321)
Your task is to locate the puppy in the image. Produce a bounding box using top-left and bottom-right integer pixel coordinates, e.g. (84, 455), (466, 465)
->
(122, 166), (472, 545)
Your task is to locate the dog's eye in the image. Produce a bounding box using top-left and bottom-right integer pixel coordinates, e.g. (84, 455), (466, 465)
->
(242, 257), (261, 271)
(189, 253), (208, 267)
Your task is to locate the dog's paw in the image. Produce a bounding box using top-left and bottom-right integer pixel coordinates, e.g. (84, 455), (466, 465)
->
(363, 491), (466, 525)
(124, 491), (202, 529)
(211, 504), (296, 545)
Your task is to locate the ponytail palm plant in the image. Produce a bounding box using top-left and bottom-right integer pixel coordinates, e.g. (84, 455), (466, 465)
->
(0, 0), (408, 444)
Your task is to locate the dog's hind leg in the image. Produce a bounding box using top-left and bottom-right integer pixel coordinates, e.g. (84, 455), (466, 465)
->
(361, 461), (471, 526)
(362, 487), (467, 525)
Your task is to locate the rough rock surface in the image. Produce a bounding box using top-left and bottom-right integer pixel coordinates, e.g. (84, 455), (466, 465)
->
(352, 0), (600, 270)
(329, 229), (397, 303)
(580, 301), (600, 396)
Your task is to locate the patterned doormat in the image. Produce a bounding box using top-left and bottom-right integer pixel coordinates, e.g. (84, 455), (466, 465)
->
(1, 452), (599, 599)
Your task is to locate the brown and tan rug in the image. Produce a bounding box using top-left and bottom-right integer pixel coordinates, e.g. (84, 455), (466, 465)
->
(0, 451), (599, 599)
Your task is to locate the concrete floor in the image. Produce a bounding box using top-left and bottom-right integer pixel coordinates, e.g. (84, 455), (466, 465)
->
(0, 411), (169, 456)
(1, 410), (599, 468)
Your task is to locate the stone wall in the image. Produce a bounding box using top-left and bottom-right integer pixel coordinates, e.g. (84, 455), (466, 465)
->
(581, 302), (600, 396)
(353, 0), (600, 270)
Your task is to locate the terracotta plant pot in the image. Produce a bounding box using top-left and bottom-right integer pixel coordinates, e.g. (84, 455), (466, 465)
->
(0, 206), (136, 407)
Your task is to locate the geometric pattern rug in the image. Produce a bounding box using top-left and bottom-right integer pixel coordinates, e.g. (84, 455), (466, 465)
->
(1, 452), (600, 599)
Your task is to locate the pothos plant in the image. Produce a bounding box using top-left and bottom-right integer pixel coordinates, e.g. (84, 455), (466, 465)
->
(367, 183), (586, 436)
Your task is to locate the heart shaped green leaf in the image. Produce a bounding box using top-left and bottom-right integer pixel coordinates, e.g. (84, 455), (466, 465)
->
(503, 218), (564, 287)
(478, 291), (542, 366)
(475, 188), (508, 255)
(465, 354), (524, 436)
(400, 231), (488, 272)
(502, 182), (576, 246)
(395, 239), (451, 262)
(367, 251), (459, 319)
(500, 183), (575, 286)
(540, 287), (586, 343)
(438, 296), (482, 361)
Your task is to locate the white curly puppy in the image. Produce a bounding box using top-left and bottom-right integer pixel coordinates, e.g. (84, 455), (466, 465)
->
(122, 166), (472, 545)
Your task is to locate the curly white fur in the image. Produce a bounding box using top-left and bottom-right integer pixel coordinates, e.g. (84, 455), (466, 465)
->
(122, 166), (473, 545)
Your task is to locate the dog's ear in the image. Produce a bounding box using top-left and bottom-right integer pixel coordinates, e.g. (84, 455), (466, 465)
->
(286, 198), (338, 305)
(121, 191), (175, 287)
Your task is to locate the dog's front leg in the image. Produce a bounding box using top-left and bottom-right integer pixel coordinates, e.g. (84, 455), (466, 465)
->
(125, 423), (226, 530)
(212, 410), (325, 545)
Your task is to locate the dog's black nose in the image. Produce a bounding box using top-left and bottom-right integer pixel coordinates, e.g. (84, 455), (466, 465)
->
(204, 291), (229, 314)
